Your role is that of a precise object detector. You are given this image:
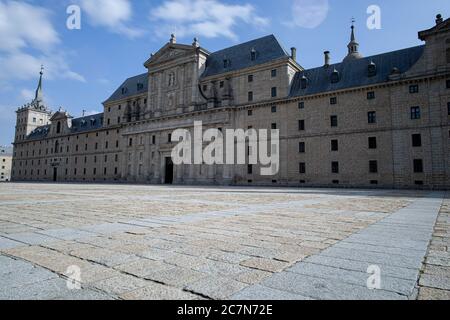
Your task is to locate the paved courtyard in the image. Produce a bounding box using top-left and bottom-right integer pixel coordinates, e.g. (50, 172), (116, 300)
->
(0, 183), (448, 300)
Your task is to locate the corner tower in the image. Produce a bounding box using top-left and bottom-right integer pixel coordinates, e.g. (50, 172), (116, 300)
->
(14, 66), (52, 142)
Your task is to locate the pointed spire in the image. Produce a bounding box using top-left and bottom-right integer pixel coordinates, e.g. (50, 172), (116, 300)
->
(35, 65), (44, 103)
(350, 19), (356, 42)
(343, 18), (363, 62)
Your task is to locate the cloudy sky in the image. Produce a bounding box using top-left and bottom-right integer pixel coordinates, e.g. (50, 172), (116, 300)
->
(0, 0), (449, 146)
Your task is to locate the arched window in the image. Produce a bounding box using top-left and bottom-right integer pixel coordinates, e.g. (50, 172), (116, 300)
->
(300, 75), (308, 89)
(368, 61), (377, 77)
(331, 70), (340, 84)
(250, 48), (257, 61)
(56, 122), (61, 134)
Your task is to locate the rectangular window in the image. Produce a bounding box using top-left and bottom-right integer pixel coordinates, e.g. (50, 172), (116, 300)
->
(447, 102), (450, 115)
(271, 69), (277, 77)
(367, 91), (375, 100)
(247, 165), (253, 175)
(369, 160), (378, 173)
(414, 159), (424, 173)
(412, 134), (422, 147)
(152, 136), (156, 145)
(248, 75), (253, 83)
(248, 91), (253, 102)
(447, 79), (450, 89)
(299, 142), (305, 153)
(271, 106), (277, 113)
(368, 111), (377, 124)
(271, 87), (277, 98)
(411, 106), (421, 120)
(331, 140), (339, 151)
(330, 97), (337, 105)
(271, 123), (277, 130)
(298, 120), (305, 131)
(332, 161), (339, 174)
(299, 162), (306, 174)
(330, 115), (338, 127)
(219, 81), (224, 88)
(168, 133), (172, 142)
(409, 85), (419, 94)
(369, 137), (377, 149)
(298, 102), (304, 109)
(248, 110), (253, 116)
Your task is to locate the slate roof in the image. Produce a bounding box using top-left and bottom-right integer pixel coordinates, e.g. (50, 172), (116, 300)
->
(27, 125), (50, 140)
(26, 113), (104, 141)
(70, 113), (104, 133)
(201, 35), (290, 78)
(104, 73), (148, 104)
(290, 45), (425, 97)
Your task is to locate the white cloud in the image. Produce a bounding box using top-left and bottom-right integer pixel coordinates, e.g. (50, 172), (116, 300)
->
(286, 0), (329, 29)
(150, 0), (269, 41)
(0, 1), (84, 85)
(0, 1), (59, 53)
(20, 88), (35, 101)
(80, 0), (144, 38)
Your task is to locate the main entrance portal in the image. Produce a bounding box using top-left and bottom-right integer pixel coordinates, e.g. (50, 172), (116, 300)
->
(165, 157), (174, 184)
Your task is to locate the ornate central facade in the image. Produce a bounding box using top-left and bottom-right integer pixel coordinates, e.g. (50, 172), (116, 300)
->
(11, 16), (450, 189)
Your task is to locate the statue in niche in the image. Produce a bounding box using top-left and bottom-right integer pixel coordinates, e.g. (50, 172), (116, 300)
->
(168, 72), (176, 87)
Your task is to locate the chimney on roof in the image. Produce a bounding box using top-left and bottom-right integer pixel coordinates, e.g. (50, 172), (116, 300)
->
(291, 47), (297, 61)
(436, 14), (443, 25)
(324, 51), (331, 67)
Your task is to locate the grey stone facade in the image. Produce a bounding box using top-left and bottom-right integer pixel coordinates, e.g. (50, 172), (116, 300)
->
(11, 16), (450, 189)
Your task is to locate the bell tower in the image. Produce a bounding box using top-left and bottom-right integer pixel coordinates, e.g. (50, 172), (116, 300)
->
(14, 66), (52, 142)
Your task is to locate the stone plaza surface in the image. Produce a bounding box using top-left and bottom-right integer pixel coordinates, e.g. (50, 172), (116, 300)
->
(0, 183), (448, 300)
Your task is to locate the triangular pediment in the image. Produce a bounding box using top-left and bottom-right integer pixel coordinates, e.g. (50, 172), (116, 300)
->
(50, 111), (72, 121)
(144, 43), (197, 68)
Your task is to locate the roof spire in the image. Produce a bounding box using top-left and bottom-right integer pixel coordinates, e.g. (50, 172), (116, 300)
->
(343, 18), (363, 62)
(35, 65), (44, 103)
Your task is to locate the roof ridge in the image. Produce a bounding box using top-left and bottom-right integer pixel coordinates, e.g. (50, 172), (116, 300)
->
(302, 45), (425, 72)
(210, 34), (279, 55)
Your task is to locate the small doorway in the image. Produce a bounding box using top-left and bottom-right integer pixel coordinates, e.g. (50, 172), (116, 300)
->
(53, 167), (58, 182)
(165, 157), (174, 184)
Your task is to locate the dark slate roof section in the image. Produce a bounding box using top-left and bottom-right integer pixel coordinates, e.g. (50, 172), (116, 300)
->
(26, 113), (104, 141)
(201, 35), (290, 78)
(70, 113), (104, 133)
(104, 73), (148, 104)
(27, 125), (50, 140)
(290, 45), (425, 97)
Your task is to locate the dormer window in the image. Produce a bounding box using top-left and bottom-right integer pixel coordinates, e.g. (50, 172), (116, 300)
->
(121, 87), (128, 95)
(137, 83), (144, 91)
(251, 48), (257, 61)
(368, 62), (377, 77)
(223, 59), (230, 68)
(300, 76), (308, 89)
(331, 69), (340, 84)
(90, 118), (96, 126)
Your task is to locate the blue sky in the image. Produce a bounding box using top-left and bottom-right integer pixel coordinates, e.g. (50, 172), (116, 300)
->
(0, 0), (449, 146)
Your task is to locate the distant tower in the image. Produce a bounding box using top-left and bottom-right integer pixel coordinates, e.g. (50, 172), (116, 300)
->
(343, 19), (363, 62)
(14, 66), (52, 142)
